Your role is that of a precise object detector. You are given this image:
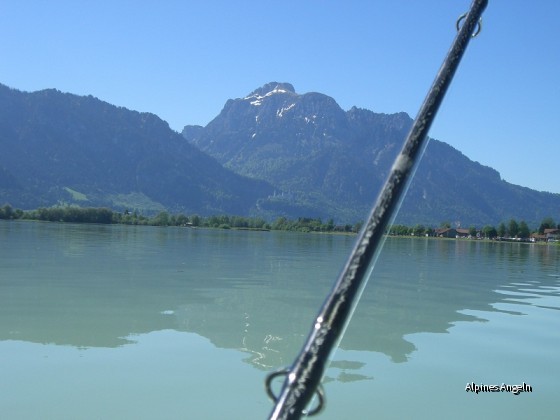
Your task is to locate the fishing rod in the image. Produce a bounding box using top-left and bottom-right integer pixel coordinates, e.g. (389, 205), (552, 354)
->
(265, 0), (488, 418)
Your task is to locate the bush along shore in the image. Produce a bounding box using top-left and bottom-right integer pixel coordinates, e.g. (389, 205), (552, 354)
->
(0, 204), (558, 241)
(0, 204), (359, 233)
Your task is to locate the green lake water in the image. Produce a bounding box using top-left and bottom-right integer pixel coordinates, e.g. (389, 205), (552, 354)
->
(1, 220), (559, 419)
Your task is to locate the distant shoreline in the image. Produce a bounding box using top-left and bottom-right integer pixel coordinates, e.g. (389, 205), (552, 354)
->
(1, 218), (557, 248)
(0, 204), (558, 245)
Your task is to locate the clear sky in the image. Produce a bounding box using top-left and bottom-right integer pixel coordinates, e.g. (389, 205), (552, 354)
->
(1, 1), (558, 194)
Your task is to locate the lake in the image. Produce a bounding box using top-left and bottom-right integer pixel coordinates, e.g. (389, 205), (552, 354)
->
(1, 220), (559, 419)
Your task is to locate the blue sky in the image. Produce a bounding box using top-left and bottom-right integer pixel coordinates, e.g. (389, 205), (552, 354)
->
(1, 1), (558, 194)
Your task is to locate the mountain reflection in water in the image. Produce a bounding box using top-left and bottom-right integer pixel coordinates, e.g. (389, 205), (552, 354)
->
(1, 221), (558, 372)
(2, 221), (559, 419)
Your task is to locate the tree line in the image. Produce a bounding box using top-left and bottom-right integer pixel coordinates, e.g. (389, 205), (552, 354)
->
(0, 204), (362, 233)
(0, 204), (557, 239)
(388, 217), (559, 239)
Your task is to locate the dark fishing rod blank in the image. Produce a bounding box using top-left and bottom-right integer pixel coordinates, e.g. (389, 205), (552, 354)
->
(266, 0), (488, 418)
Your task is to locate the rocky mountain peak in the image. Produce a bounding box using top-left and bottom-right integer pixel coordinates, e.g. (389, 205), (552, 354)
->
(244, 82), (296, 102)
(183, 82), (560, 225)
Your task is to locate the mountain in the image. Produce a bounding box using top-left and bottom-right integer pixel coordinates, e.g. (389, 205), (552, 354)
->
(183, 82), (560, 226)
(2, 81), (558, 226)
(0, 83), (273, 214)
